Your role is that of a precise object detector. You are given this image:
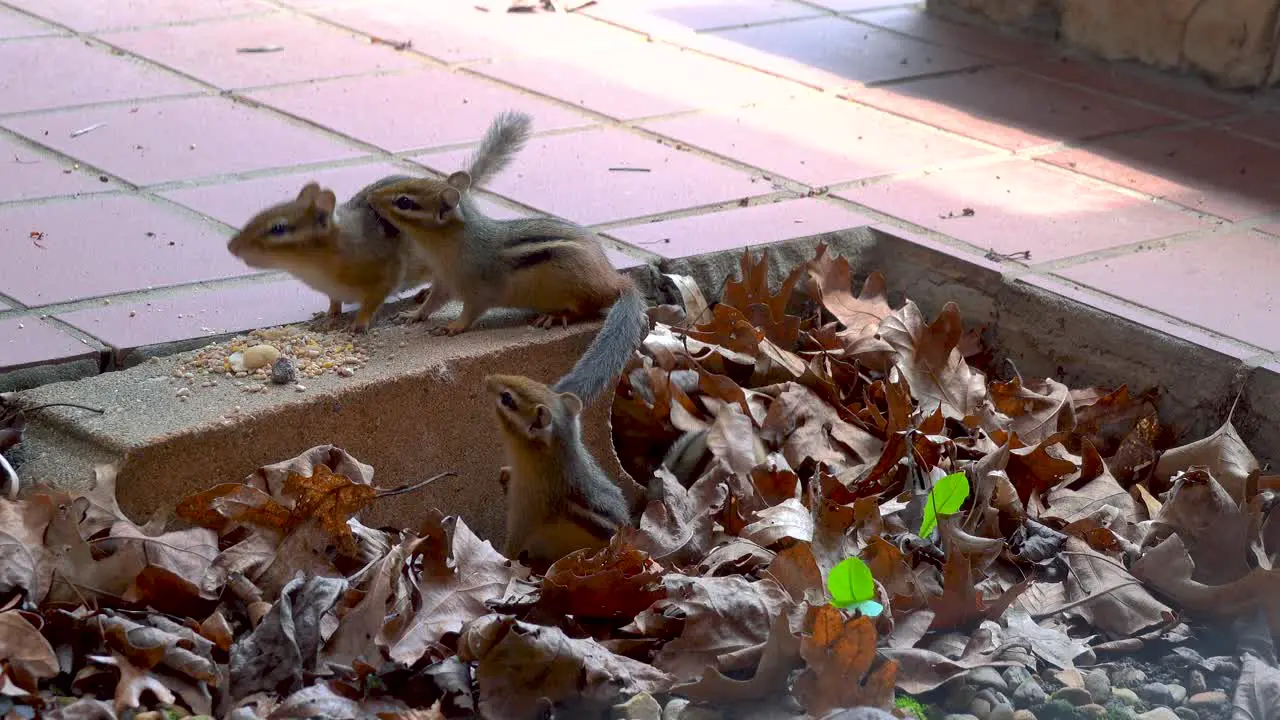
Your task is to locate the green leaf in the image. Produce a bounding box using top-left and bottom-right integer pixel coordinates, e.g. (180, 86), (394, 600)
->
(827, 557), (875, 608)
(919, 471), (970, 538)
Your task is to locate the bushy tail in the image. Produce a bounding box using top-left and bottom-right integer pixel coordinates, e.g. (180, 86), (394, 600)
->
(466, 111), (533, 187)
(552, 283), (648, 406)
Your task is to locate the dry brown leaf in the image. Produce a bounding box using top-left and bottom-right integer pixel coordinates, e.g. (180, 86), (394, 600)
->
(800, 246), (891, 340)
(283, 465), (378, 558)
(674, 608), (803, 704)
(878, 300), (987, 421)
(651, 574), (793, 681)
(540, 529), (666, 620)
(459, 614), (673, 720)
(1151, 467), (1251, 585)
(987, 377), (1075, 445)
(97, 652), (176, 714)
(1234, 652), (1280, 720)
(0, 610), (58, 692)
(928, 545), (1028, 631)
(705, 404), (762, 478)
(766, 542), (824, 604)
(175, 483), (292, 535)
(879, 643), (1018, 694)
(636, 468), (722, 566)
(386, 512), (520, 667)
(1044, 441), (1136, 523)
(1155, 415), (1259, 503)
(794, 605), (897, 715)
(742, 498), (814, 549)
(761, 383), (882, 472)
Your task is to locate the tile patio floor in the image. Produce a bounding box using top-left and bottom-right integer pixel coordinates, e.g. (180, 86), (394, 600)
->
(2, 0), (1278, 381)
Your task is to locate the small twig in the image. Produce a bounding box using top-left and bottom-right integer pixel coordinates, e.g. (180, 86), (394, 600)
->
(375, 470), (456, 499)
(22, 402), (105, 414)
(370, 36), (412, 51)
(236, 46), (284, 53)
(69, 123), (106, 138)
(984, 248), (1032, 262)
(608, 167), (651, 172)
(12, 155), (38, 165)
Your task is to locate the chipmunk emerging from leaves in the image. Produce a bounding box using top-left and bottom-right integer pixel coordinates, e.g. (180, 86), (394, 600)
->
(367, 111), (648, 405)
(486, 374), (630, 569)
(225, 112), (535, 333)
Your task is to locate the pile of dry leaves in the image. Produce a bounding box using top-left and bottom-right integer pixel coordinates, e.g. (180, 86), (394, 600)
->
(2, 244), (1279, 719)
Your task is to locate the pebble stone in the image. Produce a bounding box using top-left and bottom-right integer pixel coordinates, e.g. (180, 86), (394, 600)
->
(1187, 669), (1207, 694)
(1050, 686), (1093, 706)
(1167, 684), (1188, 705)
(1140, 682), (1177, 706)
(1003, 666), (1032, 688)
(1173, 708), (1198, 720)
(1077, 705), (1107, 718)
(612, 693), (660, 720)
(943, 715), (980, 720)
(1012, 711), (1037, 720)
(1187, 690), (1229, 709)
(989, 704), (1015, 720)
(662, 699), (689, 720)
(969, 667), (1010, 692)
(968, 697), (992, 717)
(1112, 688), (1141, 705)
(270, 356), (297, 384)
(1012, 678), (1046, 707)
(1083, 669), (1111, 703)
(1137, 709), (1180, 720)
(1112, 666), (1149, 688)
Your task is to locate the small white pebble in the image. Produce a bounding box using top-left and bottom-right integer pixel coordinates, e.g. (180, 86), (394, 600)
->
(337, 367), (354, 377)
(294, 384), (306, 392)
(175, 387), (190, 398)
(17, 323), (23, 330)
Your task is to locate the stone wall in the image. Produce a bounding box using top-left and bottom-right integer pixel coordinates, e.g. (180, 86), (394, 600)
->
(928, 0), (1280, 90)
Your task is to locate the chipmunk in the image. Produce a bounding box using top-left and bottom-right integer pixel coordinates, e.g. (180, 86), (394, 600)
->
(485, 374), (631, 569)
(366, 113), (649, 405)
(225, 111), (535, 333)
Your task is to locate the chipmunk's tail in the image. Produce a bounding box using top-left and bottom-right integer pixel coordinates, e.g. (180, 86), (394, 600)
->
(552, 281), (649, 407)
(466, 110), (533, 188)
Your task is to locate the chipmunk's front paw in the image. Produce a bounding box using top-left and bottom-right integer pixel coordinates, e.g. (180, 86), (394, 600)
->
(530, 313), (571, 329)
(430, 321), (469, 337)
(398, 308), (426, 324)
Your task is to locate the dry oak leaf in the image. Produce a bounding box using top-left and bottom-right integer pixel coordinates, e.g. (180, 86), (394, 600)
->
(386, 512), (520, 667)
(176, 483), (292, 536)
(43, 495), (146, 605)
(705, 403), (763, 479)
(878, 641), (1018, 695)
(652, 573), (794, 681)
(743, 497), (814, 549)
(229, 573), (347, 700)
(1132, 534), (1280, 640)
(878, 300), (986, 421)
(90, 652), (176, 715)
(674, 606), (803, 704)
(0, 610), (58, 692)
(760, 383), (882, 472)
(799, 245), (891, 340)
(282, 464), (378, 557)
(458, 614), (673, 720)
(794, 605), (898, 715)
(540, 529), (666, 620)
(1233, 652), (1280, 720)
(928, 544), (1028, 631)
(1155, 415), (1259, 504)
(636, 467), (722, 566)
(1151, 467), (1251, 586)
(246, 443), (376, 501)
(986, 376), (1075, 446)
(1044, 441), (1137, 523)
(766, 542), (825, 604)
(323, 532), (429, 669)
(0, 495), (56, 603)
(698, 538), (777, 578)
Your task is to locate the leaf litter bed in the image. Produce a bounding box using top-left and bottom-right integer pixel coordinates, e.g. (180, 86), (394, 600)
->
(1, 244), (1278, 720)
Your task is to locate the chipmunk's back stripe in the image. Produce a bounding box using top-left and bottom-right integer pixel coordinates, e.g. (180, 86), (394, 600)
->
(509, 248), (558, 269)
(504, 234), (564, 247)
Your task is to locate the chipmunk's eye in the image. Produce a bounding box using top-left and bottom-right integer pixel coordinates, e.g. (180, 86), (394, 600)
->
(500, 391), (517, 410)
(314, 214), (329, 229)
(393, 195), (420, 212)
(268, 222), (290, 236)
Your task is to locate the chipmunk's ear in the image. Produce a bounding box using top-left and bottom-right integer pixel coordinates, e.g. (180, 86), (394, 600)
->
(297, 182), (321, 203)
(558, 392), (583, 417)
(315, 188), (337, 214)
(532, 404), (554, 432)
(440, 187), (461, 212)
(446, 171), (472, 192)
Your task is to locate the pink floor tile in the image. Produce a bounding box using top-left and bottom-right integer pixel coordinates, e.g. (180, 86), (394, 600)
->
(4, 0), (269, 32)
(1022, 56), (1243, 120)
(414, 127), (763, 225)
(100, 15), (423, 91)
(160, 162), (414, 228)
(0, 133), (114, 202)
(312, 1), (639, 64)
(471, 40), (807, 121)
(849, 8), (1049, 63)
(836, 159), (1211, 261)
(0, 317), (96, 372)
(0, 195), (250, 306)
(0, 5), (61, 38)
(2, 96), (363, 186)
(1223, 109), (1280, 146)
(1039, 126), (1280, 221)
(246, 69), (594, 153)
(1258, 222), (1280, 238)
(607, 197), (872, 258)
(847, 66), (1178, 151)
(0, 37), (199, 115)
(640, 95), (993, 186)
(161, 162), (531, 229)
(812, 0), (917, 10)
(703, 16), (987, 88)
(58, 279), (328, 352)
(1055, 230), (1280, 351)
(586, 0), (822, 33)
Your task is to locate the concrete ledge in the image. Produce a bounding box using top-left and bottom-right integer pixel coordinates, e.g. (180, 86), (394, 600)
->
(14, 230), (1279, 550)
